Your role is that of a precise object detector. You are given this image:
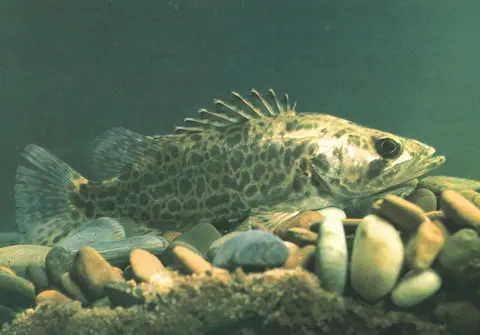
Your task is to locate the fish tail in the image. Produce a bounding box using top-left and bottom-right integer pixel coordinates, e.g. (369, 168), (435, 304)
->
(15, 144), (90, 245)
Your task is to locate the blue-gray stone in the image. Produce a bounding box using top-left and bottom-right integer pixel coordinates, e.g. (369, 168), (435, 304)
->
(212, 230), (289, 270)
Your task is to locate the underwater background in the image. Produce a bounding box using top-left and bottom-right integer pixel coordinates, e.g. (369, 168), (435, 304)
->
(0, 0), (479, 232)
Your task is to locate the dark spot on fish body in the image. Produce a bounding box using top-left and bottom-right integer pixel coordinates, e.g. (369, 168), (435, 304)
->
(333, 147), (343, 161)
(238, 171), (250, 189)
(334, 129), (348, 138)
(366, 159), (387, 179)
(85, 201), (95, 218)
(139, 193), (150, 205)
(143, 173), (156, 185)
(52, 232), (68, 244)
(312, 153), (330, 173)
(245, 184), (257, 197)
(229, 150), (244, 170)
(347, 135), (361, 146)
(222, 175), (237, 190)
(128, 194), (137, 204)
(178, 178), (191, 195)
(99, 187), (117, 199)
(79, 183), (89, 197)
(190, 133), (202, 142)
(152, 204), (161, 220)
(211, 178), (221, 191)
(225, 128), (243, 147)
(140, 212), (150, 222)
(283, 150), (294, 169)
(294, 143), (308, 158)
(71, 194), (87, 209)
(253, 164), (266, 181)
(292, 174), (306, 193)
(167, 199), (182, 212)
(285, 120), (299, 132)
(196, 178), (207, 194)
(209, 144), (221, 157)
(70, 210), (81, 221)
(183, 198), (198, 211)
(260, 183), (270, 197)
(205, 194), (226, 208)
(245, 153), (253, 167)
(167, 145), (180, 158)
(205, 160), (223, 174)
(98, 200), (115, 212)
(132, 170), (140, 180)
(190, 152), (203, 165)
(253, 133), (263, 142)
(297, 123), (314, 131)
(129, 182), (141, 193)
(269, 171), (285, 187)
(127, 206), (137, 217)
(230, 197), (247, 211)
(167, 164), (177, 175)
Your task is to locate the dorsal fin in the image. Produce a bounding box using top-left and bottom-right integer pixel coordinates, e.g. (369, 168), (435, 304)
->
(174, 89), (296, 133)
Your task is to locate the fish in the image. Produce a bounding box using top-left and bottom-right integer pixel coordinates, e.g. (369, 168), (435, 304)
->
(14, 89), (446, 246)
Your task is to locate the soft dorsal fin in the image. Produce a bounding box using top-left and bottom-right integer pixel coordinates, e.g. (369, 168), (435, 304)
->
(89, 127), (155, 179)
(174, 89), (296, 134)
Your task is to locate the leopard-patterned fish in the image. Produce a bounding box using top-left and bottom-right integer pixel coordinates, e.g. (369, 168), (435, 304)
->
(15, 89), (445, 245)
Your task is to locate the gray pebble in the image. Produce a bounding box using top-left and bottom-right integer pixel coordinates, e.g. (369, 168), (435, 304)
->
(212, 230), (289, 271)
(45, 246), (75, 287)
(0, 245), (51, 278)
(26, 264), (49, 293)
(206, 232), (240, 261)
(0, 305), (16, 324)
(406, 188), (438, 212)
(0, 273), (36, 309)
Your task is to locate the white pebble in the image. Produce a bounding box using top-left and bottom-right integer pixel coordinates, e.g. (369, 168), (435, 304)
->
(391, 269), (442, 308)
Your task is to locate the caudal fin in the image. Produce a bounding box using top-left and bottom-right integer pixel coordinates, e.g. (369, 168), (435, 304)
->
(15, 144), (89, 245)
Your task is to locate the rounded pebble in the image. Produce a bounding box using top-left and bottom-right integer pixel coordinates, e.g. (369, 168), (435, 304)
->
(283, 245), (316, 270)
(129, 249), (165, 282)
(26, 264), (49, 293)
(0, 272), (36, 309)
(0, 266), (15, 276)
(36, 289), (72, 305)
(405, 219), (447, 269)
(71, 247), (124, 298)
(45, 246), (75, 287)
(406, 188), (438, 212)
(0, 245), (51, 278)
(170, 222), (222, 257)
(350, 214), (404, 302)
(283, 227), (318, 246)
(212, 230), (289, 271)
(61, 272), (88, 304)
(206, 232), (240, 261)
(434, 300), (480, 334)
(0, 305), (16, 324)
(373, 195), (426, 233)
(173, 246), (214, 274)
(391, 269), (442, 308)
(440, 190), (480, 230)
(273, 211), (324, 239)
(315, 208), (347, 294)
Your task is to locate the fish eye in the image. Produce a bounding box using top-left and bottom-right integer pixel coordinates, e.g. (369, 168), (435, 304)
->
(374, 137), (402, 159)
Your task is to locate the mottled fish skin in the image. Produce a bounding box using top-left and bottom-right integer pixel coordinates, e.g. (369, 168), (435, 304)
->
(15, 89), (446, 245)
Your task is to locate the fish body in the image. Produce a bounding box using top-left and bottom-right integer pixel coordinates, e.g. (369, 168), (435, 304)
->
(15, 89), (445, 245)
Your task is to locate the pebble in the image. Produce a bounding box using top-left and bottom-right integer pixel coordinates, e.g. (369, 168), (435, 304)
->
(71, 247), (124, 299)
(350, 214), (404, 302)
(0, 272), (36, 309)
(35, 289), (72, 305)
(406, 188), (438, 212)
(0, 245), (51, 278)
(26, 264), (49, 293)
(206, 232), (240, 261)
(129, 249), (165, 282)
(283, 245), (316, 270)
(314, 208), (347, 294)
(0, 266), (15, 276)
(45, 246), (75, 287)
(173, 246), (215, 274)
(170, 222), (222, 257)
(373, 195), (426, 233)
(57, 217), (126, 250)
(283, 227), (318, 246)
(0, 305), (16, 324)
(61, 272), (88, 304)
(420, 175), (480, 193)
(405, 219), (448, 270)
(212, 230), (289, 271)
(391, 269), (442, 308)
(437, 228), (480, 284)
(434, 300), (480, 334)
(272, 211), (324, 239)
(103, 281), (145, 307)
(440, 190), (480, 230)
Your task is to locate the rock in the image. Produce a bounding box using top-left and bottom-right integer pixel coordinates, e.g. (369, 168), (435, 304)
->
(314, 208), (347, 294)
(391, 269), (442, 308)
(0, 267), (15, 276)
(0, 272), (36, 309)
(406, 188), (438, 212)
(61, 272), (88, 304)
(272, 211), (324, 239)
(440, 190), (480, 230)
(57, 217), (126, 250)
(103, 281), (145, 307)
(206, 232), (240, 261)
(71, 247), (124, 299)
(372, 195), (426, 233)
(45, 246), (75, 287)
(36, 289), (72, 305)
(405, 219), (448, 270)
(212, 230), (289, 271)
(170, 222), (222, 257)
(173, 246), (215, 274)
(283, 245), (315, 270)
(350, 214), (404, 302)
(434, 300), (480, 334)
(0, 245), (51, 278)
(26, 264), (49, 293)
(129, 249), (165, 282)
(283, 227), (318, 246)
(420, 175), (480, 194)
(0, 305), (16, 324)
(437, 228), (480, 284)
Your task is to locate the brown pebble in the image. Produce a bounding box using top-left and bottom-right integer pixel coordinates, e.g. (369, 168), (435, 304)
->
(129, 249), (165, 282)
(440, 190), (480, 230)
(405, 219), (448, 269)
(434, 300), (480, 334)
(373, 195), (426, 232)
(283, 245), (316, 269)
(61, 272), (88, 304)
(283, 241), (300, 254)
(36, 289), (72, 305)
(172, 246), (213, 275)
(283, 227), (318, 246)
(163, 231), (182, 243)
(273, 211), (324, 239)
(71, 247), (124, 298)
(0, 266), (15, 276)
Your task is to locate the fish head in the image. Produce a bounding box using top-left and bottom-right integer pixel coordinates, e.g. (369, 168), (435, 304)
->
(304, 114), (446, 201)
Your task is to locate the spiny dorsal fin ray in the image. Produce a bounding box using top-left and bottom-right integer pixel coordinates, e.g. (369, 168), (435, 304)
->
(174, 89), (296, 133)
